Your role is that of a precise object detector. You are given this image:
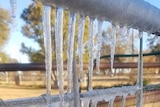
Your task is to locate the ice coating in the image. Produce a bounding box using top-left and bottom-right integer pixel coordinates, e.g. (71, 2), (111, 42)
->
(80, 86), (139, 105)
(78, 15), (85, 81)
(50, 102), (60, 107)
(55, 7), (64, 107)
(119, 26), (129, 42)
(88, 19), (95, 90)
(43, 6), (52, 106)
(10, 0), (16, 18)
(95, 21), (103, 75)
(147, 32), (151, 37)
(109, 26), (117, 76)
(67, 12), (76, 92)
(39, 0), (160, 36)
(3, 85), (140, 106)
(138, 31), (143, 39)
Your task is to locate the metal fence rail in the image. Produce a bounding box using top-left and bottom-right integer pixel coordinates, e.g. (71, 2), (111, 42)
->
(1, 85), (160, 107)
(0, 62), (160, 71)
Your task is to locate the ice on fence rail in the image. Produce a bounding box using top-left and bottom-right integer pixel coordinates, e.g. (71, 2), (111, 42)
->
(55, 7), (64, 107)
(95, 21), (103, 75)
(43, 6), (52, 106)
(67, 12), (76, 92)
(10, 0), (16, 18)
(78, 15), (85, 81)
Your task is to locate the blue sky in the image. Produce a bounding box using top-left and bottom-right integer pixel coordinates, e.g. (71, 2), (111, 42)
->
(0, 0), (38, 63)
(0, 0), (160, 63)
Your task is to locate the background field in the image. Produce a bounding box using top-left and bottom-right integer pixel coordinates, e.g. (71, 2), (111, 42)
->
(0, 71), (160, 107)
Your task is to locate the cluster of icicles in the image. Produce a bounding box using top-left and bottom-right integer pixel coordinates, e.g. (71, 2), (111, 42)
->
(10, 0), (143, 107)
(42, 6), (144, 107)
(80, 86), (139, 107)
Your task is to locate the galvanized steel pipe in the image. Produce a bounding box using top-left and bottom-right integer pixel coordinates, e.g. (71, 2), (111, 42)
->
(39, 0), (160, 35)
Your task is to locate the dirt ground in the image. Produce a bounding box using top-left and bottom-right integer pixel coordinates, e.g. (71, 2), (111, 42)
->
(0, 74), (160, 100)
(0, 83), (59, 100)
(0, 73), (160, 107)
(0, 82), (160, 107)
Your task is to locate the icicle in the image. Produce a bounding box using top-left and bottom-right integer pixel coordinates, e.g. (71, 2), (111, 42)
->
(121, 94), (128, 107)
(43, 6), (52, 106)
(67, 12), (76, 93)
(55, 7), (64, 107)
(108, 98), (115, 107)
(10, 0), (16, 18)
(88, 19), (95, 91)
(95, 21), (103, 75)
(78, 15), (85, 81)
(109, 26), (116, 76)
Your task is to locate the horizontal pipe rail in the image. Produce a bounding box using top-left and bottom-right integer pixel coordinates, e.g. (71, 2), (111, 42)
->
(99, 62), (160, 69)
(39, 0), (160, 36)
(0, 62), (160, 71)
(100, 51), (160, 59)
(1, 85), (160, 107)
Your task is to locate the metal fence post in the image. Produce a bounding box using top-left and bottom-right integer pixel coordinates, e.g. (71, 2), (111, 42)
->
(136, 33), (143, 107)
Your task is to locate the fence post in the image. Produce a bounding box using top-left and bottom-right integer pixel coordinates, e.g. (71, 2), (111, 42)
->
(136, 33), (143, 107)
